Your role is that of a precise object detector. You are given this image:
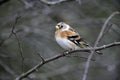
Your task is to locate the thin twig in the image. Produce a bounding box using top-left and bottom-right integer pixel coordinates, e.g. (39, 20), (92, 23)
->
(0, 16), (24, 72)
(36, 53), (45, 63)
(0, 16), (21, 46)
(0, 15), (24, 78)
(82, 11), (120, 80)
(40, 0), (73, 5)
(11, 16), (24, 72)
(15, 41), (120, 80)
(14, 33), (24, 72)
(99, 23), (113, 42)
(96, 12), (119, 45)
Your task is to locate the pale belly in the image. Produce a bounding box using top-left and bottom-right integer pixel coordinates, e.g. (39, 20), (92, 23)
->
(56, 38), (80, 50)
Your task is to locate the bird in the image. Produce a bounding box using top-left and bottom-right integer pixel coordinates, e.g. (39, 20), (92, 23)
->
(55, 22), (102, 55)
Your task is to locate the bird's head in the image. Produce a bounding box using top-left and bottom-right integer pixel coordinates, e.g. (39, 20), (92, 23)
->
(55, 22), (70, 31)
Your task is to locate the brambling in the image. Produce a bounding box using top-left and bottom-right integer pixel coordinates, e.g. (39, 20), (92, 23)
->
(55, 22), (102, 55)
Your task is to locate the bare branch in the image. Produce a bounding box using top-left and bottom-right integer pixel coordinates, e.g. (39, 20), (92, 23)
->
(0, 16), (24, 72)
(96, 11), (119, 45)
(40, 0), (73, 5)
(13, 33), (24, 72)
(0, 16), (21, 46)
(15, 41), (120, 80)
(70, 42), (120, 53)
(82, 11), (120, 80)
(99, 23), (113, 42)
(10, 16), (24, 72)
(36, 53), (45, 63)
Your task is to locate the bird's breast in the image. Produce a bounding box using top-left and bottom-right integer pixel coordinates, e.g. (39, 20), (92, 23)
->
(56, 37), (70, 50)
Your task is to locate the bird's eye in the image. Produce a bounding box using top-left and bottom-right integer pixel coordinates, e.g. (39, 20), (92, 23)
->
(58, 25), (63, 29)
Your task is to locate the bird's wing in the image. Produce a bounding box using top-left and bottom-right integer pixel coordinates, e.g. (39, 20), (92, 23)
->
(67, 35), (89, 48)
(61, 28), (89, 48)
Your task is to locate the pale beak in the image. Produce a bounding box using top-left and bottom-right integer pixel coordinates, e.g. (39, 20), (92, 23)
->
(56, 26), (59, 30)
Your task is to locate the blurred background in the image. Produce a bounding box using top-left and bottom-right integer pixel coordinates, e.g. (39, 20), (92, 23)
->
(0, 0), (120, 80)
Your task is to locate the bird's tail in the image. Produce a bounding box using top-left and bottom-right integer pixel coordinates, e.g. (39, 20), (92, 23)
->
(78, 39), (103, 55)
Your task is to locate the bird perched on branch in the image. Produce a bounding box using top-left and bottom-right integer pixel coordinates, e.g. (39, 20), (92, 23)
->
(55, 22), (102, 55)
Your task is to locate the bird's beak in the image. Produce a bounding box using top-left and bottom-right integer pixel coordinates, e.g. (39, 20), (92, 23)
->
(56, 26), (59, 30)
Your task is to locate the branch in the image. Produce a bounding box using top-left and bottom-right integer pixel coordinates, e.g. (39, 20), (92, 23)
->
(15, 42), (120, 80)
(0, 16), (24, 71)
(36, 53), (45, 63)
(40, 0), (73, 5)
(10, 16), (24, 72)
(96, 11), (120, 45)
(82, 11), (120, 80)
(14, 33), (24, 72)
(0, 16), (21, 46)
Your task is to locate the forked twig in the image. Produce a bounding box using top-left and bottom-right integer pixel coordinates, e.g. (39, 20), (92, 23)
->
(0, 16), (21, 46)
(36, 53), (45, 63)
(0, 16), (24, 71)
(82, 11), (120, 80)
(15, 41), (120, 80)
